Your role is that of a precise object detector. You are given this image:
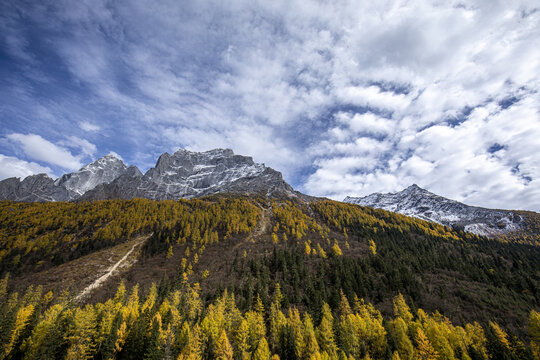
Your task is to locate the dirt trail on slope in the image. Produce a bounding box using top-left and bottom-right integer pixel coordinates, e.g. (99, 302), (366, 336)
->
(75, 234), (149, 302)
(233, 205), (272, 250)
(254, 205), (272, 237)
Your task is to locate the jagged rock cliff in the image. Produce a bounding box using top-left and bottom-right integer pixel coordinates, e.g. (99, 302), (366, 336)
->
(0, 149), (297, 202)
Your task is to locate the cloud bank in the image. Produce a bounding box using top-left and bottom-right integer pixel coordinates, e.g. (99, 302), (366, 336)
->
(0, 0), (539, 210)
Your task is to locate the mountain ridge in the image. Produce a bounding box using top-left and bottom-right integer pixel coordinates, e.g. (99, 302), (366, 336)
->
(0, 148), (298, 202)
(343, 184), (536, 238)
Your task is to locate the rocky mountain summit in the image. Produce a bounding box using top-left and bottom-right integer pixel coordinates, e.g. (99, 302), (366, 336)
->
(0, 173), (69, 202)
(344, 184), (529, 237)
(0, 149), (297, 202)
(0, 154), (128, 202)
(82, 148), (296, 200)
(54, 154), (129, 199)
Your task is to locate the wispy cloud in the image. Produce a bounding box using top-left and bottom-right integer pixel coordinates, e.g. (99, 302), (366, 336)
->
(0, 0), (539, 210)
(79, 121), (101, 132)
(6, 133), (83, 170)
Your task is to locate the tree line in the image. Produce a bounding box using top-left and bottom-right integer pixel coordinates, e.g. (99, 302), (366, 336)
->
(1, 275), (539, 359)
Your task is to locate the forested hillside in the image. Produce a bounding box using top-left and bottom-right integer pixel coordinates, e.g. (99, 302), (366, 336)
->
(0, 196), (539, 359)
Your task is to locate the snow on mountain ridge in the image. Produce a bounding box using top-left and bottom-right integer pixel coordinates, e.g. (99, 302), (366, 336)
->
(0, 148), (298, 202)
(55, 154), (129, 197)
(344, 185), (525, 237)
(129, 148), (287, 200)
(0, 153), (131, 202)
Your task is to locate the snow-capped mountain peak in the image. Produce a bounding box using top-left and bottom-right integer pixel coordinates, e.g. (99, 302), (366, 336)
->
(55, 154), (128, 198)
(344, 185), (526, 237)
(130, 148), (290, 200)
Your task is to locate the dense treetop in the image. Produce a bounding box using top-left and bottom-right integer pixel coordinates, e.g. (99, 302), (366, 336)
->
(0, 196), (538, 359)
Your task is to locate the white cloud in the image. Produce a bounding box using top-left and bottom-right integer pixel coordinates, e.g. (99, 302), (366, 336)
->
(79, 121), (101, 132)
(336, 86), (410, 112)
(400, 155), (435, 178)
(2, 0), (540, 210)
(107, 151), (124, 161)
(0, 154), (53, 180)
(336, 112), (395, 136)
(6, 133), (82, 170)
(60, 136), (97, 158)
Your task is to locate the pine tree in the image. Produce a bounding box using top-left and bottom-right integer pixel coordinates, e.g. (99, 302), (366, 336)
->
(288, 308), (305, 360)
(415, 328), (439, 360)
(160, 323), (175, 360)
(305, 242), (312, 255)
(273, 283), (283, 308)
(65, 305), (98, 360)
(254, 294), (265, 314)
(368, 239), (376, 255)
(115, 321), (128, 353)
(3, 304), (35, 358)
(393, 294), (413, 323)
(180, 323), (202, 359)
(486, 321), (515, 360)
(215, 330), (234, 360)
(234, 319), (250, 360)
(21, 303), (64, 360)
(317, 303), (338, 357)
(304, 314), (320, 358)
(389, 318), (414, 360)
(332, 242), (342, 257)
(144, 313), (164, 360)
(269, 303), (286, 352)
(529, 310), (540, 359)
(338, 290), (352, 318)
(252, 337), (271, 360)
(316, 243), (327, 259)
(246, 310), (266, 353)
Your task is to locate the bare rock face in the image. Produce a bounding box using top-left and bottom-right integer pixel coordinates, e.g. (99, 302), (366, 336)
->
(0, 174), (70, 202)
(0, 177), (23, 200)
(78, 165), (144, 201)
(0, 149), (297, 202)
(0, 154), (130, 202)
(344, 184), (530, 237)
(82, 148), (296, 200)
(55, 154), (129, 200)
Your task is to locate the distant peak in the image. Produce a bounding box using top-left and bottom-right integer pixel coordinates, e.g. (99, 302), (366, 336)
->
(76, 154), (127, 174)
(103, 153), (121, 160)
(403, 184), (426, 193)
(25, 173), (53, 180)
(100, 153), (125, 162)
(87, 154), (124, 166)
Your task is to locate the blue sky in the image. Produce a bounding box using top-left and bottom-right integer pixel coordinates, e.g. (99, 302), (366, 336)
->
(1, 0), (539, 211)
